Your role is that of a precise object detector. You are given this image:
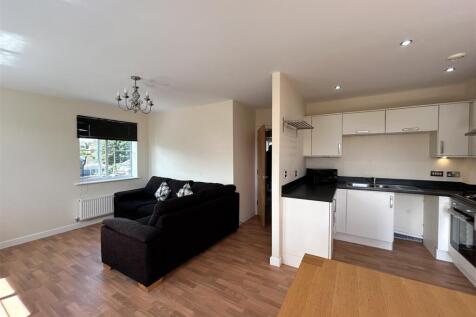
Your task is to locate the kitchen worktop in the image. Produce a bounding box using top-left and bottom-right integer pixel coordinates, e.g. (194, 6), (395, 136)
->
(281, 176), (476, 203)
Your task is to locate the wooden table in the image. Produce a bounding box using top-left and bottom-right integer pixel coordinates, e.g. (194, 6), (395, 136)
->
(278, 254), (476, 317)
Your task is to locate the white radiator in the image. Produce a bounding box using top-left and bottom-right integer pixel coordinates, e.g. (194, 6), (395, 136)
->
(78, 195), (114, 221)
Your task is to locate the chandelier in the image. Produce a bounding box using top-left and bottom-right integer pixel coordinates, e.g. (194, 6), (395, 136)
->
(115, 75), (154, 114)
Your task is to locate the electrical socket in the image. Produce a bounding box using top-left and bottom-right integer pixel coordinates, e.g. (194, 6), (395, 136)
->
(446, 171), (461, 178)
(430, 171), (444, 177)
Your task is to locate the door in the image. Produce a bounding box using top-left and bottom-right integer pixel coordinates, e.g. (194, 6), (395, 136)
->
(343, 110), (385, 135)
(311, 113), (343, 156)
(346, 190), (394, 242)
(257, 125), (266, 227)
(437, 103), (470, 156)
(386, 105), (438, 133)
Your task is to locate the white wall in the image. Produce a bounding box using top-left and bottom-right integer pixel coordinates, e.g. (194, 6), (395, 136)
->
(148, 100), (256, 223)
(270, 72), (306, 266)
(233, 102), (256, 222)
(307, 134), (470, 182)
(0, 88), (149, 246)
(148, 101), (234, 184)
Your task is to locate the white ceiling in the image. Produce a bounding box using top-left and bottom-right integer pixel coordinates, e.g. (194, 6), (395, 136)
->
(1, 0), (475, 110)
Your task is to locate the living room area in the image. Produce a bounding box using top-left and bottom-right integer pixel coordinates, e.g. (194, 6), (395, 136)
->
(2, 1), (476, 316)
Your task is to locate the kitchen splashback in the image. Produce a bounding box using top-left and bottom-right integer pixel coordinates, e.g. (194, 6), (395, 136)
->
(306, 133), (473, 183)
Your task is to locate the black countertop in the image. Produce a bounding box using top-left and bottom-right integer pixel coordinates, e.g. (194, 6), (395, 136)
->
(281, 176), (476, 203)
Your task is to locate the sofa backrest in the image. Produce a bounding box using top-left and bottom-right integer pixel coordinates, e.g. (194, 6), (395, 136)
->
(144, 176), (169, 196)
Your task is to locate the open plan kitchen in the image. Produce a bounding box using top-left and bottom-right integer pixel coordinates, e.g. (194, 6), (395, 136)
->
(277, 100), (476, 295)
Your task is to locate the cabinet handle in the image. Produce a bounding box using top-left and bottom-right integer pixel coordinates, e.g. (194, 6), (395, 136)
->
(338, 143), (341, 155)
(402, 127), (419, 132)
(389, 196), (394, 208)
(356, 130), (370, 134)
(440, 141), (444, 155)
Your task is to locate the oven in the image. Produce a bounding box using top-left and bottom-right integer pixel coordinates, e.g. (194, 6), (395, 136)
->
(449, 199), (475, 267)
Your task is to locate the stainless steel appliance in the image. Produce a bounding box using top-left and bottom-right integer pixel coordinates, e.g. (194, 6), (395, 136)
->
(450, 192), (476, 267)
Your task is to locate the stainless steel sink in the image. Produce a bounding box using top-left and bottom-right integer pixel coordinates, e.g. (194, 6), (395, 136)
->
(346, 183), (421, 191)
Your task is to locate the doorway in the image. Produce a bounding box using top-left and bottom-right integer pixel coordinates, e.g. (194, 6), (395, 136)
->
(257, 125), (272, 227)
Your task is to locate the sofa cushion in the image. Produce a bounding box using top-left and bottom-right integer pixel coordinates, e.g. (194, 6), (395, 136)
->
(198, 185), (236, 200)
(148, 194), (202, 226)
(136, 203), (158, 219)
(116, 199), (157, 219)
(191, 182), (223, 193)
(168, 179), (194, 199)
(155, 181), (171, 201)
(144, 176), (168, 196)
(176, 183), (193, 198)
(136, 215), (152, 225)
(102, 218), (159, 243)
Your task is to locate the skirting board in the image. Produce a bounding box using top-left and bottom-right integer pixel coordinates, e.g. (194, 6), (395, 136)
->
(269, 256), (282, 267)
(448, 245), (476, 287)
(0, 216), (111, 250)
(282, 253), (302, 268)
(334, 233), (393, 251)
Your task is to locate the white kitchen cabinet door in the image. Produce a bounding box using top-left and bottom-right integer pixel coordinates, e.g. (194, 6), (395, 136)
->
(386, 105), (438, 133)
(282, 198), (332, 268)
(342, 110), (385, 135)
(432, 102), (470, 157)
(346, 190), (394, 243)
(335, 189), (347, 234)
(311, 113), (343, 156)
(302, 116), (312, 156)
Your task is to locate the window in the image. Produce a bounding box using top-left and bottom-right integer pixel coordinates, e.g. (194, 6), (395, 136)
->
(79, 138), (137, 183)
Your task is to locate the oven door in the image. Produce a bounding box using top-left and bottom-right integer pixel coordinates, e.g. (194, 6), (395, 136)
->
(450, 207), (475, 266)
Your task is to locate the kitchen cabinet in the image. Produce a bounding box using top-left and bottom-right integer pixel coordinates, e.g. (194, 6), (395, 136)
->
(335, 189), (394, 250)
(334, 188), (347, 234)
(282, 197), (334, 268)
(311, 113), (343, 156)
(386, 105), (438, 133)
(302, 116), (312, 156)
(431, 102), (470, 157)
(342, 110), (385, 135)
(470, 101), (476, 156)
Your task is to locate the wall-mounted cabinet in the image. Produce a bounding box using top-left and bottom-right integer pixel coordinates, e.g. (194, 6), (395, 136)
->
(386, 105), (438, 133)
(343, 110), (385, 135)
(430, 102), (470, 157)
(310, 113), (343, 157)
(302, 116), (312, 156)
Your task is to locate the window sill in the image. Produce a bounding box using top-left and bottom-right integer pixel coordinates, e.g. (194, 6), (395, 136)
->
(75, 177), (140, 186)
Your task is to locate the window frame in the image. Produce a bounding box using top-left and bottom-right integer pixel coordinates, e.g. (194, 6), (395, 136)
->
(79, 138), (138, 184)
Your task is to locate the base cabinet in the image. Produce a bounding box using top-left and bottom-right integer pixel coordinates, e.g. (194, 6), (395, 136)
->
(335, 189), (395, 250)
(282, 197), (333, 268)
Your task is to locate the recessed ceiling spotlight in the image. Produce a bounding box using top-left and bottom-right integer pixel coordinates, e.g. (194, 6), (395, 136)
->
(335, 85), (342, 91)
(400, 39), (413, 47)
(448, 52), (466, 61)
(445, 66), (455, 73)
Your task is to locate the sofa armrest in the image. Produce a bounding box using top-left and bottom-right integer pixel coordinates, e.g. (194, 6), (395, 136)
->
(102, 218), (159, 242)
(114, 188), (148, 201)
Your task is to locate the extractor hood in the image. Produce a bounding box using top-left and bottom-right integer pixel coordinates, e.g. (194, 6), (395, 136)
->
(465, 129), (476, 136)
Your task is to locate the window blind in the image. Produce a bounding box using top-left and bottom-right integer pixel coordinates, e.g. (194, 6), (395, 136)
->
(77, 116), (137, 141)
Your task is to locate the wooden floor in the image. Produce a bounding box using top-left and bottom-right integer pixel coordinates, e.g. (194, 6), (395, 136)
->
(278, 254), (476, 317)
(0, 217), (295, 317)
(1, 217), (475, 316)
(333, 239), (476, 295)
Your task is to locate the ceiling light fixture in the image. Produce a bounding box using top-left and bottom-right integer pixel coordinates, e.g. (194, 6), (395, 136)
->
(335, 85), (342, 91)
(115, 76), (154, 114)
(400, 39), (413, 47)
(448, 52), (466, 61)
(445, 67), (455, 73)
